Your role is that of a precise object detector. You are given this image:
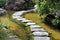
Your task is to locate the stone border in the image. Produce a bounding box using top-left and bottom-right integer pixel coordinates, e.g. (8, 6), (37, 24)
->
(2, 27), (21, 40)
(12, 9), (50, 40)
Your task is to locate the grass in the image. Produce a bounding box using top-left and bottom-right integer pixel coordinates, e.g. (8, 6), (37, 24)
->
(23, 12), (60, 40)
(0, 11), (33, 40)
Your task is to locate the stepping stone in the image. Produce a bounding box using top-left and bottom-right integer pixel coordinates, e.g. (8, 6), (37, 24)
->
(7, 33), (14, 36)
(16, 17), (23, 19)
(13, 13), (19, 16)
(30, 27), (41, 29)
(31, 28), (46, 32)
(13, 13), (18, 16)
(33, 32), (49, 36)
(32, 9), (36, 12)
(17, 18), (26, 21)
(14, 12), (22, 15)
(21, 11), (27, 14)
(30, 25), (41, 28)
(9, 35), (18, 38)
(14, 11), (25, 16)
(34, 37), (50, 40)
(13, 15), (20, 17)
(17, 17), (22, 19)
(8, 37), (20, 40)
(2, 28), (10, 33)
(26, 23), (36, 26)
(12, 15), (20, 19)
(21, 20), (32, 23)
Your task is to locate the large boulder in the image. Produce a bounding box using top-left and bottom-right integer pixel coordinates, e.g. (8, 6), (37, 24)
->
(0, 8), (7, 16)
(5, 0), (34, 10)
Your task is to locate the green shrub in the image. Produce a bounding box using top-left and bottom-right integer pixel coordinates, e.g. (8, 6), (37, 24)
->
(0, 0), (6, 7)
(34, 0), (60, 15)
(34, 0), (60, 30)
(0, 31), (7, 40)
(0, 23), (7, 40)
(34, 0), (48, 16)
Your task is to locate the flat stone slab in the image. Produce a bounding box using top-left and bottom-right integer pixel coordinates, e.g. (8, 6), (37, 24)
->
(2, 28), (10, 33)
(13, 12), (24, 16)
(34, 37), (50, 40)
(30, 27), (41, 30)
(30, 25), (41, 28)
(8, 34), (21, 40)
(21, 20), (32, 23)
(31, 28), (46, 32)
(9, 35), (18, 38)
(7, 37), (20, 40)
(17, 18), (26, 21)
(16, 17), (23, 19)
(33, 32), (49, 36)
(14, 11), (28, 16)
(26, 23), (36, 26)
(12, 15), (20, 19)
(2, 27), (21, 40)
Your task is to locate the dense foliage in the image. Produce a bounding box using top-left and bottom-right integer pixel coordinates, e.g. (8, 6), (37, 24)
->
(0, 23), (7, 40)
(34, 0), (60, 30)
(0, 0), (6, 7)
(0, 31), (7, 40)
(34, 0), (60, 15)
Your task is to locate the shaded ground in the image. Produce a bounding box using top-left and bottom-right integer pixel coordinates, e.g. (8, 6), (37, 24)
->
(23, 13), (60, 40)
(0, 11), (32, 40)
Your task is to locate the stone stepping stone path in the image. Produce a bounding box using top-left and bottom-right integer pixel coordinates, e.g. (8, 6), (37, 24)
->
(34, 37), (50, 40)
(26, 22), (36, 26)
(31, 28), (46, 32)
(16, 18), (26, 21)
(2, 27), (21, 40)
(21, 20), (32, 23)
(33, 32), (49, 36)
(12, 9), (50, 40)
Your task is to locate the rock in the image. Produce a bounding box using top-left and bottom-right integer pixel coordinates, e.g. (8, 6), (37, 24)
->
(0, 8), (7, 16)
(5, 0), (34, 10)
(56, 10), (60, 17)
(33, 32), (49, 36)
(34, 37), (50, 40)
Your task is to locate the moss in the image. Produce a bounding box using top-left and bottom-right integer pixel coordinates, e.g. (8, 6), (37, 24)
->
(23, 12), (60, 40)
(0, 11), (33, 40)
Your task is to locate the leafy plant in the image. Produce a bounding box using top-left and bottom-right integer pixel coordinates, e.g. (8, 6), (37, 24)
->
(0, 0), (6, 7)
(52, 16), (60, 25)
(34, 0), (48, 16)
(34, 0), (60, 30)
(34, 0), (60, 15)
(0, 23), (7, 40)
(0, 31), (7, 40)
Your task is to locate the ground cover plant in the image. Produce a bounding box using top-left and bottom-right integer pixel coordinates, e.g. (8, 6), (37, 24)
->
(0, 0), (6, 7)
(0, 22), (7, 40)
